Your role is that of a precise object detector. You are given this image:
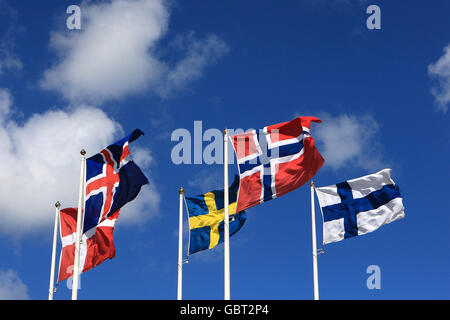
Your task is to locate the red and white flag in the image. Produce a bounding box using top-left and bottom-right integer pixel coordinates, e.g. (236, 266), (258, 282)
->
(57, 207), (120, 282)
(230, 116), (324, 212)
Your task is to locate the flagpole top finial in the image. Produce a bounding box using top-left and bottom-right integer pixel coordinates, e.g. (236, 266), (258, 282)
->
(80, 149), (86, 156)
(55, 201), (61, 208)
(179, 187), (185, 194)
(310, 180), (315, 187)
(223, 128), (228, 135)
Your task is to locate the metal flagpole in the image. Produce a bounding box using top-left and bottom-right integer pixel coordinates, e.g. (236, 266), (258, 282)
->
(223, 129), (230, 300)
(48, 201), (61, 300)
(310, 181), (319, 300)
(177, 187), (185, 300)
(72, 149), (86, 300)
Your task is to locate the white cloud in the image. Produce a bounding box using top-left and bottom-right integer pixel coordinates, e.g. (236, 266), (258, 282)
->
(158, 33), (229, 97)
(0, 88), (12, 118)
(40, 0), (228, 105)
(313, 113), (384, 171)
(0, 3), (23, 75)
(428, 44), (450, 113)
(0, 57), (22, 75)
(0, 93), (159, 238)
(0, 269), (29, 300)
(187, 167), (223, 193)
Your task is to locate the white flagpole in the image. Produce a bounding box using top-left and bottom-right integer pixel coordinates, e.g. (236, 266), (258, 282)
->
(72, 149), (86, 300)
(48, 201), (61, 300)
(177, 187), (185, 300)
(310, 181), (319, 300)
(223, 129), (230, 300)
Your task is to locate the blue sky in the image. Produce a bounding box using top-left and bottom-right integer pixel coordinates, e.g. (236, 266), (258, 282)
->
(0, 0), (449, 300)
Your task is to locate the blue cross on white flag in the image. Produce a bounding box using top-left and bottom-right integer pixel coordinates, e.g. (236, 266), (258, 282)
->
(315, 169), (405, 245)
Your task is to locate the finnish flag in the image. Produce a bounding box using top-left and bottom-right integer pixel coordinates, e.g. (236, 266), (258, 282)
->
(315, 169), (405, 245)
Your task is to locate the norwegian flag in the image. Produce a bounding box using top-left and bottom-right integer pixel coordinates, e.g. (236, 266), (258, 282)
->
(230, 117), (324, 212)
(57, 207), (120, 282)
(83, 129), (148, 233)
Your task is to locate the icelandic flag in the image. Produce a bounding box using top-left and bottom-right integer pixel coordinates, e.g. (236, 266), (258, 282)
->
(230, 116), (324, 212)
(315, 169), (405, 245)
(57, 208), (120, 282)
(84, 129), (149, 233)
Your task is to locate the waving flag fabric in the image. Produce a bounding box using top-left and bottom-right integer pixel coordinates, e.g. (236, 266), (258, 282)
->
(84, 129), (148, 233)
(57, 130), (148, 281)
(57, 207), (120, 282)
(315, 169), (405, 245)
(230, 116), (324, 212)
(185, 175), (246, 255)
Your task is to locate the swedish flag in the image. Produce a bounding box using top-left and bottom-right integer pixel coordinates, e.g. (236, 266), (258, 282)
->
(185, 175), (246, 255)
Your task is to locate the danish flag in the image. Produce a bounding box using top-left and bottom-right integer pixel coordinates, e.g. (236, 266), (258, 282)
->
(230, 117), (324, 212)
(57, 208), (120, 282)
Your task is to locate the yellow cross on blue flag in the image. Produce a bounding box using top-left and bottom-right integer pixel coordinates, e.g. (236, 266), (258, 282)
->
(185, 175), (246, 255)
